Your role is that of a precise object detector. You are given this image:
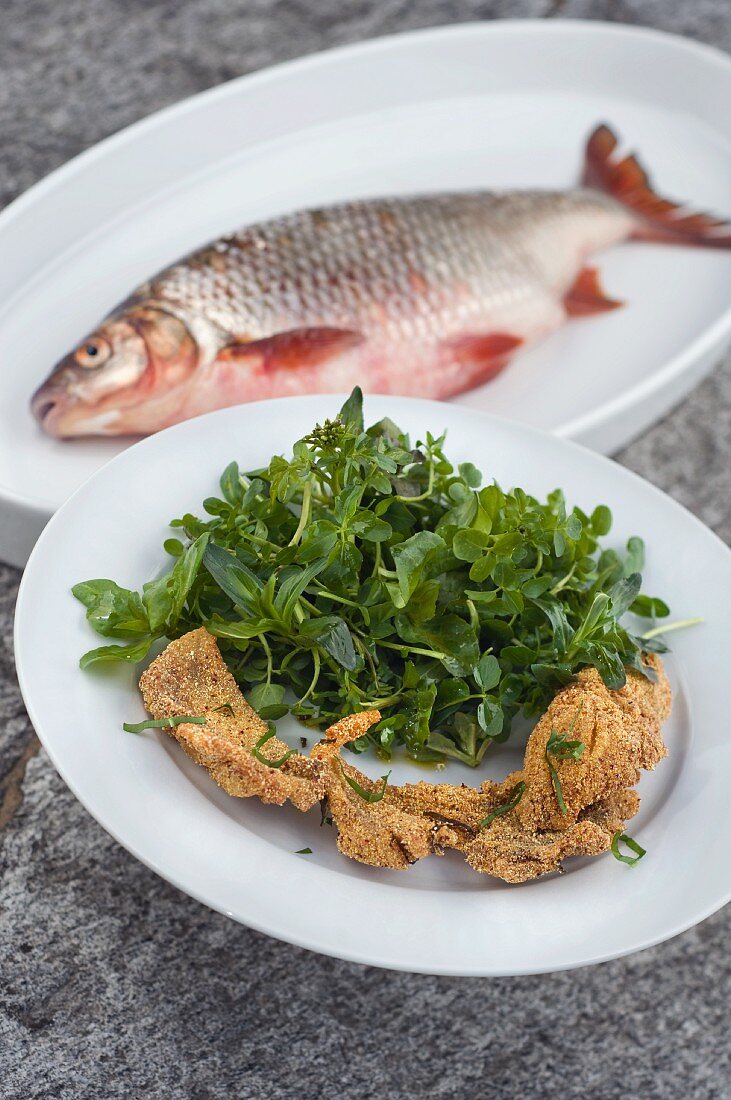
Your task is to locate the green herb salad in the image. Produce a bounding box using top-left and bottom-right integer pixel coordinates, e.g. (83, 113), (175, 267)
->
(74, 388), (676, 766)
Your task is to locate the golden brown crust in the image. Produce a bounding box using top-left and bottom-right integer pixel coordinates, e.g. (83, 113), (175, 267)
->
(516, 655), (669, 832)
(137, 629), (671, 883)
(139, 628), (324, 811)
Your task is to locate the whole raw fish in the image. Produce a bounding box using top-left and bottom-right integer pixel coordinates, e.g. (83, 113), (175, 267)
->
(31, 125), (731, 438)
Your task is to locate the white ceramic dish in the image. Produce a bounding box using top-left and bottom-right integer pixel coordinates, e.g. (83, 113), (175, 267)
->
(2, 21), (731, 567)
(14, 394), (731, 975)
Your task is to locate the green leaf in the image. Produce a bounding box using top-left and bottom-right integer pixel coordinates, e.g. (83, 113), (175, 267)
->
(142, 575), (174, 634)
(351, 511), (392, 542)
(586, 643), (626, 690)
(480, 781), (526, 828)
(219, 461), (243, 506)
(273, 559), (327, 624)
(458, 462), (482, 488)
(630, 594), (670, 619)
(340, 764), (391, 804)
(123, 714), (206, 734)
(477, 699), (503, 737)
(338, 386), (364, 431)
(404, 579), (440, 625)
(453, 528), (489, 563)
(474, 653), (500, 691)
(251, 728), (296, 769)
(79, 638), (154, 670)
(591, 505), (612, 536)
(609, 573), (642, 619)
(623, 536), (645, 576)
(203, 543), (262, 610)
(72, 579), (149, 639)
(169, 533), (209, 624)
(390, 531), (444, 605)
(298, 616), (357, 671)
(247, 682), (286, 714)
(398, 613), (479, 676)
(611, 831), (646, 866)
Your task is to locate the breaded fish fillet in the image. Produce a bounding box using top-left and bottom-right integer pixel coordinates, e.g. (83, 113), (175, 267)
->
(137, 629), (671, 882)
(139, 628), (324, 811)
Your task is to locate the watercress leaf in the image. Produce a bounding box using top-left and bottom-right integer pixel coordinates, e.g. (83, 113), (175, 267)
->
(458, 462), (482, 488)
(206, 616), (278, 640)
(169, 532), (209, 625)
(338, 386), (364, 431)
(630, 594), (670, 619)
(390, 531), (444, 605)
(435, 678), (471, 712)
(623, 536), (645, 576)
(609, 572), (642, 619)
(298, 616), (357, 671)
(79, 637), (153, 670)
(585, 642), (627, 690)
(219, 461), (243, 506)
(247, 682), (286, 713)
(405, 579), (440, 625)
(351, 511), (393, 542)
(72, 579), (149, 639)
(474, 653), (501, 691)
(142, 576), (174, 634)
(203, 543), (262, 611)
(298, 520), (339, 563)
(163, 539), (184, 558)
(398, 614), (479, 676)
(273, 558), (328, 624)
(453, 528), (489, 563)
(477, 699), (504, 737)
(590, 505), (612, 536)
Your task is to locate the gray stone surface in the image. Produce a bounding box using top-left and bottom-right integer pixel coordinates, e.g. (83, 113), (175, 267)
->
(1, 1), (731, 1096)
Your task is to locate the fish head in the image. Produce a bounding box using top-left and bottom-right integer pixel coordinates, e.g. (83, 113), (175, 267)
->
(31, 307), (199, 437)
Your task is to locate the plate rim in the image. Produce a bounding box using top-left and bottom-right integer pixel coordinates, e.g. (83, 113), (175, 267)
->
(14, 393), (731, 975)
(2, 17), (731, 516)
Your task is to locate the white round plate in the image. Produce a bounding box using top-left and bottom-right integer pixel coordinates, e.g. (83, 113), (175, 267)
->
(2, 20), (731, 567)
(14, 394), (731, 975)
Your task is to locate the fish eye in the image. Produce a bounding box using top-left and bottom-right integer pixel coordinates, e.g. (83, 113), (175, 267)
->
(74, 337), (111, 369)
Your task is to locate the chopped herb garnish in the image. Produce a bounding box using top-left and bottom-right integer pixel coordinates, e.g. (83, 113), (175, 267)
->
(340, 764), (391, 804)
(295, 847), (312, 855)
(76, 388), (673, 765)
(122, 715), (206, 734)
(214, 702), (235, 716)
(611, 832), (646, 866)
(545, 706), (585, 814)
(251, 728), (296, 769)
(480, 781), (526, 828)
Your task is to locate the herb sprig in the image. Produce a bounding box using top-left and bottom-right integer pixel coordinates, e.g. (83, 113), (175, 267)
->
(75, 388), (671, 765)
(545, 706), (586, 814)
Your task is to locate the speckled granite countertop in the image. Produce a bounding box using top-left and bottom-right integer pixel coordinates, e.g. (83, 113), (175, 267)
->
(2, 2), (730, 1097)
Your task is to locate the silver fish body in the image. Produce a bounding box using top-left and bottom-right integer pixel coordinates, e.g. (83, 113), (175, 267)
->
(31, 125), (731, 437)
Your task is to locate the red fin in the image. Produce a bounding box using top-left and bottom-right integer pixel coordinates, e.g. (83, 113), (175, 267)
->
(564, 266), (623, 317)
(583, 124), (731, 248)
(441, 333), (523, 384)
(218, 327), (363, 370)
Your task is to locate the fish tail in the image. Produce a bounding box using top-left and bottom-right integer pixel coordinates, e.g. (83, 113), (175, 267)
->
(583, 124), (731, 248)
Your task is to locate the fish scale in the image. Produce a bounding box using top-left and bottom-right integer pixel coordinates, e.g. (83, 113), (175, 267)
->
(32, 124), (731, 437)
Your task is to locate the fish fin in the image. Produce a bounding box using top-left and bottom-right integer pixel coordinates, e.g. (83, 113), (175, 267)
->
(218, 327), (363, 370)
(564, 266), (623, 317)
(583, 124), (731, 249)
(441, 333), (523, 385)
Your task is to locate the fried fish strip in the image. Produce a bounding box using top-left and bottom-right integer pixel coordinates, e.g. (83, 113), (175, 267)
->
(515, 655), (670, 832)
(139, 628), (324, 811)
(137, 630), (671, 881)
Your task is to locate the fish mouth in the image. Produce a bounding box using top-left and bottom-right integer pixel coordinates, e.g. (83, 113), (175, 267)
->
(31, 386), (87, 439)
(31, 387), (67, 437)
